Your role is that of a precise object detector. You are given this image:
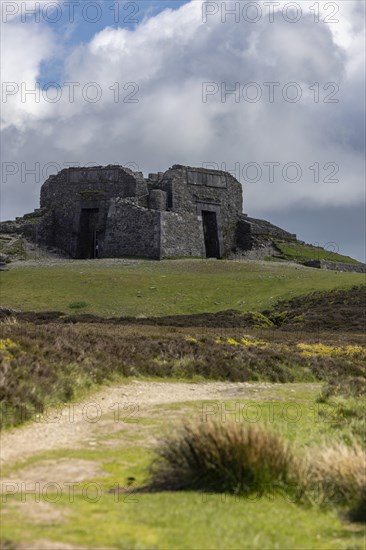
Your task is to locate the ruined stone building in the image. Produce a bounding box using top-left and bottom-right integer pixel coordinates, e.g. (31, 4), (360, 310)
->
(30, 164), (296, 259)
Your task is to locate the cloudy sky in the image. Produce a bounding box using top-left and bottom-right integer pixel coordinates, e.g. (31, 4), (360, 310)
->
(1, 0), (365, 260)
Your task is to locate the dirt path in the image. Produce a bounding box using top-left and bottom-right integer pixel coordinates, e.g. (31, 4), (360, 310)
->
(1, 380), (282, 466)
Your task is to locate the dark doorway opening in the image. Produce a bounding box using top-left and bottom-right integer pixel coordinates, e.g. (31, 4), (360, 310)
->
(79, 208), (99, 259)
(202, 211), (220, 258)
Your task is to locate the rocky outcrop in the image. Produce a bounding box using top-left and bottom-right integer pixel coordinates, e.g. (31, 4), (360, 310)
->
(234, 215), (297, 253)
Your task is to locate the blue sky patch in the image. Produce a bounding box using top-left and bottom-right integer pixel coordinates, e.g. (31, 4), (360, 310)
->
(33, 0), (190, 86)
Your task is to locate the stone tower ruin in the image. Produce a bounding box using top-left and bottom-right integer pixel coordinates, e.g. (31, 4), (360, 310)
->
(34, 164), (296, 259)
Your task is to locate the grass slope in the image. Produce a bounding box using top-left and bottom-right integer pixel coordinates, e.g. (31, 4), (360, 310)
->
(0, 259), (364, 317)
(272, 240), (364, 266)
(2, 285), (365, 333)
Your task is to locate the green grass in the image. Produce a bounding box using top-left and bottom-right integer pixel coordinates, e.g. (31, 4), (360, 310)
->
(3, 492), (364, 550)
(156, 388), (365, 448)
(0, 259), (364, 317)
(1, 384), (365, 550)
(273, 240), (363, 266)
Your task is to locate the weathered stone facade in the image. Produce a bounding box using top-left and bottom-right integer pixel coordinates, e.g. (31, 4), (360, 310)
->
(24, 164), (299, 260)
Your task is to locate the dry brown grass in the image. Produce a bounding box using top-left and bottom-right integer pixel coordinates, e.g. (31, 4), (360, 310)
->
(148, 419), (366, 514)
(302, 441), (366, 505)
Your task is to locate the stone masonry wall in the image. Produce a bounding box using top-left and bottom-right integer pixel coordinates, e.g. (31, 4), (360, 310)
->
(160, 211), (205, 258)
(33, 164), (247, 259)
(103, 199), (161, 259)
(157, 165), (243, 256)
(39, 166), (147, 257)
(149, 189), (167, 211)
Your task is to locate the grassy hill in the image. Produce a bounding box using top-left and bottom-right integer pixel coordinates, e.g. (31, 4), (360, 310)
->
(271, 239), (364, 265)
(0, 259), (364, 317)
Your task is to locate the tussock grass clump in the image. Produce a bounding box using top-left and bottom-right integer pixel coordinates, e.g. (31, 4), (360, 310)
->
(303, 442), (366, 506)
(149, 421), (296, 495)
(149, 420), (366, 516)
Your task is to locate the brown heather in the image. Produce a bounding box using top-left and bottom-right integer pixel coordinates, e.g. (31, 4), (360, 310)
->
(1, 321), (365, 429)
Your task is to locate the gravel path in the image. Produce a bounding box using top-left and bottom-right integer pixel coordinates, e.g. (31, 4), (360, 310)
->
(1, 380), (278, 465)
